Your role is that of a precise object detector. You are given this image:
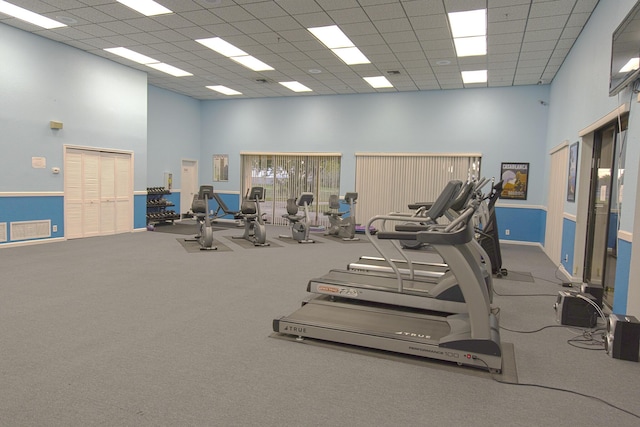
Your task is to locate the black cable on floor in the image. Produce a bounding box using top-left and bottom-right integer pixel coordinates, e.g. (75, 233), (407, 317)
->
(567, 329), (606, 350)
(473, 356), (640, 420)
(500, 324), (569, 334)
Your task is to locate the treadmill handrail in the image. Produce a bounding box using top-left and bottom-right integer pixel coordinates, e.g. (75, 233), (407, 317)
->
(364, 202), (476, 292)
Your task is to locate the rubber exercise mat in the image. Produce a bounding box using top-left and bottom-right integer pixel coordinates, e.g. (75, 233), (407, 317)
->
(498, 271), (534, 283)
(176, 238), (233, 253)
(152, 222), (224, 235)
(222, 236), (282, 249)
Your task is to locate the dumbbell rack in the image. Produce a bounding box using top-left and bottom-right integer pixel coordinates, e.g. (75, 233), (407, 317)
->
(146, 187), (180, 225)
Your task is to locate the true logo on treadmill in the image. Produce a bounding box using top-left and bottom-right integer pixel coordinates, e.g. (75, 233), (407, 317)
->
(284, 326), (306, 333)
(395, 331), (431, 339)
(318, 285), (339, 293)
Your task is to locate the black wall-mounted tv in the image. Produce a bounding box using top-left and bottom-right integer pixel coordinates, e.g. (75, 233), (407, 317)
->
(610, 1), (640, 96)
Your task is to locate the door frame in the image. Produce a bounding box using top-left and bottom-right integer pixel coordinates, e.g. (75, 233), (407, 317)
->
(573, 103), (629, 281)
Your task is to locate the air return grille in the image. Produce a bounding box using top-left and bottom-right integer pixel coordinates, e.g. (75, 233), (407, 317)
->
(10, 220), (51, 241)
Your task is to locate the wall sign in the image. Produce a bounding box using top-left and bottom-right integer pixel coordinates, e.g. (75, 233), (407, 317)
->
(500, 162), (529, 200)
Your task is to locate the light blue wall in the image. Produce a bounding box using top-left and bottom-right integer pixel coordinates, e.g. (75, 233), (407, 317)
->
(546, 0), (638, 227)
(561, 218), (577, 273)
(0, 23), (148, 242)
(200, 86), (550, 207)
(0, 24), (148, 192)
(545, 0), (639, 314)
(614, 239), (632, 310)
(147, 86), (202, 190)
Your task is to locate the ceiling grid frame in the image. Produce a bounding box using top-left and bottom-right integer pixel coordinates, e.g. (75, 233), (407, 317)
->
(0, 0), (600, 99)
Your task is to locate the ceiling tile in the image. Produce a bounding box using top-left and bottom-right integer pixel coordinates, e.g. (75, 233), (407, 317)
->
(0, 0), (598, 99)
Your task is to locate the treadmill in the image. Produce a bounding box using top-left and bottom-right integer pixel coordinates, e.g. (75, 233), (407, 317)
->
(273, 203), (503, 372)
(346, 178), (490, 281)
(307, 181), (494, 314)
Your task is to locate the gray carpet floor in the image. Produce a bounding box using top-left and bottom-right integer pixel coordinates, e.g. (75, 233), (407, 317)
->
(1, 225), (639, 426)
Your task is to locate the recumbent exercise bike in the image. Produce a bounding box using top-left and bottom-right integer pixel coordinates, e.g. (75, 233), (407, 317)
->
(324, 192), (359, 241)
(232, 186), (270, 246)
(280, 192), (315, 243)
(186, 185), (217, 251)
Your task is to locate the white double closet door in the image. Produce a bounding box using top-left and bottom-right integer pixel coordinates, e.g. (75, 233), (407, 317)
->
(65, 147), (133, 239)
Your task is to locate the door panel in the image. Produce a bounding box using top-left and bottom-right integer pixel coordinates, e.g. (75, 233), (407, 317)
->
(83, 152), (101, 237)
(100, 154), (116, 234)
(181, 160), (198, 215)
(65, 150), (84, 239)
(115, 154), (132, 232)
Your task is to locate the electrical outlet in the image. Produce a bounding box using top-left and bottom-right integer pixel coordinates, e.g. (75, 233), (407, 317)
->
(52, 225), (57, 232)
(505, 229), (510, 236)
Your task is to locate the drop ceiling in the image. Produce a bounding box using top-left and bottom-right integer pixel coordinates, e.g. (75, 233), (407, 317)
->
(0, 0), (600, 100)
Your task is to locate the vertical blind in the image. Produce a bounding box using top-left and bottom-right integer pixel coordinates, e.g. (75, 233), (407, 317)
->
(240, 153), (341, 226)
(354, 153), (482, 225)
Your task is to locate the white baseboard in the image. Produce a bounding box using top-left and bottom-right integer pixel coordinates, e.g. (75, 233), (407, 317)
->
(0, 237), (66, 248)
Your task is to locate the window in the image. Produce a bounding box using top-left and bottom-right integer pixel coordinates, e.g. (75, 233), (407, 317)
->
(240, 153), (341, 227)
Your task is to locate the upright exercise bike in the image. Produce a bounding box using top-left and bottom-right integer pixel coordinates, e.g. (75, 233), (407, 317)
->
(233, 186), (270, 247)
(187, 185), (217, 251)
(324, 192), (359, 241)
(280, 192), (315, 243)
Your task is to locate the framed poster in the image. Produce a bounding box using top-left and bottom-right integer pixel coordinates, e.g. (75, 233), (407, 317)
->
(213, 154), (229, 182)
(500, 162), (529, 200)
(567, 142), (578, 202)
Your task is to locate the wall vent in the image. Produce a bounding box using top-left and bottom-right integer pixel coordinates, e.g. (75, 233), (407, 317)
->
(0, 223), (6, 242)
(10, 220), (51, 241)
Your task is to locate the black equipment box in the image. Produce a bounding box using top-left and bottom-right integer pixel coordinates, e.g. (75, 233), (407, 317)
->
(580, 283), (604, 308)
(554, 291), (598, 328)
(606, 314), (640, 362)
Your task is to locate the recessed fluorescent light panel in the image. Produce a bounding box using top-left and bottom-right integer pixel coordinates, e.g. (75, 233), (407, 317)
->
(308, 25), (353, 49)
(331, 47), (370, 65)
(448, 9), (487, 57)
(104, 47), (191, 77)
(104, 47), (157, 64)
(146, 62), (192, 77)
(279, 81), (312, 92)
(207, 85), (242, 96)
(308, 25), (371, 65)
(116, 0), (172, 16)
(0, 0), (67, 29)
(230, 55), (274, 72)
(453, 36), (487, 57)
(448, 9), (486, 38)
(196, 37), (247, 57)
(461, 70), (487, 84)
(364, 76), (394, 88)
(195, 37), (274, 72)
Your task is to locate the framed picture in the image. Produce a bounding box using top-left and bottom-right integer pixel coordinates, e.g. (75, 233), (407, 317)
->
(567, 142), (578, 202)
(500, 162), (529, 200)
(213, 154), (229, 182)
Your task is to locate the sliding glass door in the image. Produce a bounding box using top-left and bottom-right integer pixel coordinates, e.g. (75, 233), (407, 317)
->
(584, 117), (626, 308)
(240, 153), (341, 227)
